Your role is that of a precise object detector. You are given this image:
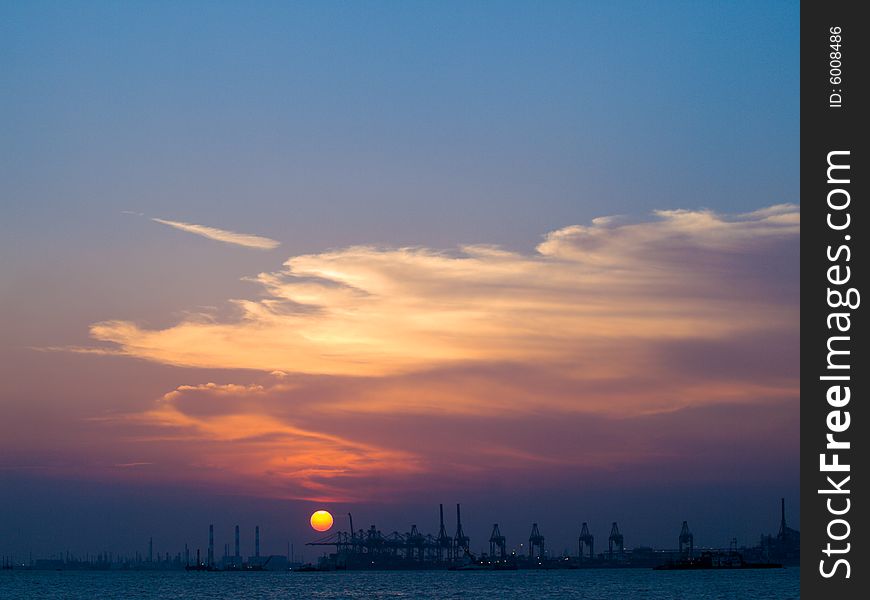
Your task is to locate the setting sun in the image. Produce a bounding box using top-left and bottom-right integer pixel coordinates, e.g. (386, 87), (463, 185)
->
(310, 510), (334, 532)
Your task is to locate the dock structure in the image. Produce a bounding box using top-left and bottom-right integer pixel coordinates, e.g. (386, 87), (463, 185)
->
(306, 504), (634, 570)
(608, 522), (624, 559)
(436, 505), (451, 561)
(7, 499), (799, 572)
(679, 521), (694, 558)
(454, 504), (469, 558)
(579, 522), (594, 561)
(528, 523), (545, 559)
(489, 524), (506, 559)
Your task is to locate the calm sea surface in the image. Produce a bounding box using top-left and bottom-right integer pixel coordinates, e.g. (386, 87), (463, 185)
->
(0, 569), (799, 599)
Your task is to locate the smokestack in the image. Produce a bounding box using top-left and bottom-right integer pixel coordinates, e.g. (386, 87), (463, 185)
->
(208, 525), (214, 567)
(255, 526), (260, 558)
(235, 525), (240, 559)
(779, 497), (787, 537)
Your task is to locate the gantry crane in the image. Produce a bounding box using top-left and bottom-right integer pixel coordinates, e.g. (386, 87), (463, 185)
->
(454, 504), (470, 558)
(528, 523), (545, 559)
(679, 521), (694, 558)
(436, 504), (451, 561)
(608, 522), (624, 559)
(489, 524), (506, 558)
(579, 522), (594, 561)
(407, 525), (424, 561)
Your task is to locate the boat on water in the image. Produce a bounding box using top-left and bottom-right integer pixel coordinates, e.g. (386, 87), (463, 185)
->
(184, 564), (219, 572)
(654, 551), (782, 571)
(186, 554), (273, 572)
(448, 558), (518, 571)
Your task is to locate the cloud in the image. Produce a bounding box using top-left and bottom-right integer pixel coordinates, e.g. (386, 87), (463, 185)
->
(75, 205), (800, 501)
(108, 382), (422, 501)
(151, 218), (280, 250)
(98, 373), (797, 501)
(89, 205), (799, 383)
(30, 345), (128, 357)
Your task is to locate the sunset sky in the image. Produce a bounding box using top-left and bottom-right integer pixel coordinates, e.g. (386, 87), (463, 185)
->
(1, 1), (799, 558)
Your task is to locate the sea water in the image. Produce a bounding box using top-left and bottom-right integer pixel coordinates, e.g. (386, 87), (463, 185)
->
(0, 568), (800, 599)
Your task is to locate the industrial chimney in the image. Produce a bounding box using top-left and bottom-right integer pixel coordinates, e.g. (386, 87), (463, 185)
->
(235, 525), (240, 560)
(208, 525), (214, 567)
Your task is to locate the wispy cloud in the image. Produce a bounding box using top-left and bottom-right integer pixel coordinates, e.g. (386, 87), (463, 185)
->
(30, 345), (128, 357)
(151, 218), (280, 250)
(97, 370), (797, 501)
(107, 382), (421, 501)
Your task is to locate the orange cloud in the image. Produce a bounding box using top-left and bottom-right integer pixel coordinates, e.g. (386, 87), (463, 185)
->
(99, 370), (797, 502)
(85, 205), (799, 383)
(116, 382), (422, 501)
(72, 205), (799, 501)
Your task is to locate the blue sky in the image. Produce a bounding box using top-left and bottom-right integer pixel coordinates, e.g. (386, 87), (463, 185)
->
(3, 0), (798, 251)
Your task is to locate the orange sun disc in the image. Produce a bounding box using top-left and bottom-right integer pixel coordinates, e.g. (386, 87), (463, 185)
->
(310, 510), (334, 532)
